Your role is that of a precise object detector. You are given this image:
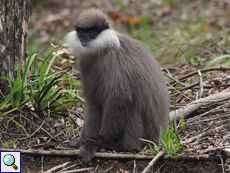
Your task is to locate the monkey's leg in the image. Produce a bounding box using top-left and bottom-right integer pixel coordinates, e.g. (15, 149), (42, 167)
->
(96, 98), (143, 152)
(97, 102), (129, 151)
(69, 102), (102, 149)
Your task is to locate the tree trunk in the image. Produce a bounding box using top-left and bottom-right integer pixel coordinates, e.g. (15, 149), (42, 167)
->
(0, 0), (33, 98)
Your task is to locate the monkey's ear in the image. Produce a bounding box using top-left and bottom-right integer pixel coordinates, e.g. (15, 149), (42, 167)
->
(104, 21), (110, 29)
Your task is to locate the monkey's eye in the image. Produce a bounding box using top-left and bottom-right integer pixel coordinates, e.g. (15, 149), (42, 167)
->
(79, 30), (83, 34)
(88, 30), (93, 33)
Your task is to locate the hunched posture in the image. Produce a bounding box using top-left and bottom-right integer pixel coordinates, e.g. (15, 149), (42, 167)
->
(65, 9), (170, 163)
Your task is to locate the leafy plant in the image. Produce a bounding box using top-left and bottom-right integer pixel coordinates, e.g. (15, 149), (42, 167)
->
(0, 54), (37, 109)
(140, 137), (162, 155)
(140, 124), (183, 155)
(160, 126), (183, 155)
(0, 48), (84, 118)
(180, 115), (185, 129)
(3, 139), (19, 149)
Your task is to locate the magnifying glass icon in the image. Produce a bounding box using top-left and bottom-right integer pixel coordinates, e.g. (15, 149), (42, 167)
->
(3, 154), (18, 170)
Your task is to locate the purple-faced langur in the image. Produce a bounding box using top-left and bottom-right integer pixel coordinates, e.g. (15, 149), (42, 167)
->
(65, 9), (170, 164)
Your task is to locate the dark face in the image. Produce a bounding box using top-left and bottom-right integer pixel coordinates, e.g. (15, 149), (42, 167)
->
(74, 23), (109, 47)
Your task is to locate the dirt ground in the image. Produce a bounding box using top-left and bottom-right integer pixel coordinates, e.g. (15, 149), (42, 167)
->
(20, 155), (224, 172)
(1, 0), (230, 172)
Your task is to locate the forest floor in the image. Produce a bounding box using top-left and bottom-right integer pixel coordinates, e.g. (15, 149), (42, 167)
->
(1, 0), (230, 172)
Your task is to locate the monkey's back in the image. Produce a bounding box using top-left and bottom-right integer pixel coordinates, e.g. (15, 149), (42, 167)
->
(79, 32), (170, 150)
(116, 33), (170, 143)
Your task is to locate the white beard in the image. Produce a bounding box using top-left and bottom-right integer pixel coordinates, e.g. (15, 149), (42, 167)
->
(64, 29), (120, 57)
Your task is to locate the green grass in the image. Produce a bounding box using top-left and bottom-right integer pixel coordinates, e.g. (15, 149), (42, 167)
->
(0, 48), (84, 122)
(140, 122), (183, 155)
(120, 8), (223, 65)
(3, 139), (19, 149)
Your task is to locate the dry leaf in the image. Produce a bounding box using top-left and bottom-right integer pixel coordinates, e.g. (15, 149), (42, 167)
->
(121, 17), (138, 25)
(202, 24), (211, 32)
(213, 79), (222, 85)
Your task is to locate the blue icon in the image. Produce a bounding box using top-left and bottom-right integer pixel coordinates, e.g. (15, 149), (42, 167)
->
(3, 154), (18, 170)
(1, 151), (21, 172)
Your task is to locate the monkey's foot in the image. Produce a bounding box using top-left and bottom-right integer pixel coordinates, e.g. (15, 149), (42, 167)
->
(79, 142), (98, 164)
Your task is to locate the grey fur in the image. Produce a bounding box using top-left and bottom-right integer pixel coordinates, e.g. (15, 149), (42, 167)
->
(66, 9), (170, 164)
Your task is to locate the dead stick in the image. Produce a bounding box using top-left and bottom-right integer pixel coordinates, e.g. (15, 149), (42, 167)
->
(141, 150), (165, 173)
(0, 148), (154, 159)
(0, 148), (221, 161)
(169, 66), (230, 85)
(44, 162), (70, 173)
(59, 167), (94, 173)
(169, 92), (230, 121)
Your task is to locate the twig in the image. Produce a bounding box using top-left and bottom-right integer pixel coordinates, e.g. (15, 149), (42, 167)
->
(187, 113), (230, 125)
(141, 150), (165, 173)
(19, 118), (45, 140)
(133, 160), (136, 173)
(186, 102), (229, 124)
(163, 72), (187, 87)
(104, 162), (117, 173)
(169, 92), (230, 121)
(218, 154), (225, 173)
(57, 164), (79, 173)
(41, 156), (44, 173)
(174, 81), (230, 91)
(44, 162), (70, 173)
(169, 66), (230, 85)
(194, 83), (230, 89)
(17, 113), (57, 141)
(198, 70), (204, 98)
(199, 146), (230, 155)
(167, 81), (193, 102)
(182, 126), (224, 144)
(163, 66), (172, 77)
(177, 82), (200, 91)
(93, 164), (99, 173)
(155, 162), (166, 173)
(59, 167), (94, 173)
(104, 166), (115, 173)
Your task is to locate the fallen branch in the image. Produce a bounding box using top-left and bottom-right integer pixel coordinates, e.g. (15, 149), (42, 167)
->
(169, 92), (230, 121)
(141, 150), (165, 173)
(0, 148), (222, 161)
(0, 148), (153, 160)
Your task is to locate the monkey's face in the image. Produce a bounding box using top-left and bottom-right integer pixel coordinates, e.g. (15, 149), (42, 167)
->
(74, 25), (106, 47)
(64, 9), (120, 56)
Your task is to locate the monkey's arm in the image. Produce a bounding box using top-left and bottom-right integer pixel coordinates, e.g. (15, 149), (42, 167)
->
(69, 102), (103, 149)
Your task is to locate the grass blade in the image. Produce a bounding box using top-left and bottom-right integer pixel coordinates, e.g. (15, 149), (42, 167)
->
(22, 54), (37, 86)
(205, 54), (230, 68)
